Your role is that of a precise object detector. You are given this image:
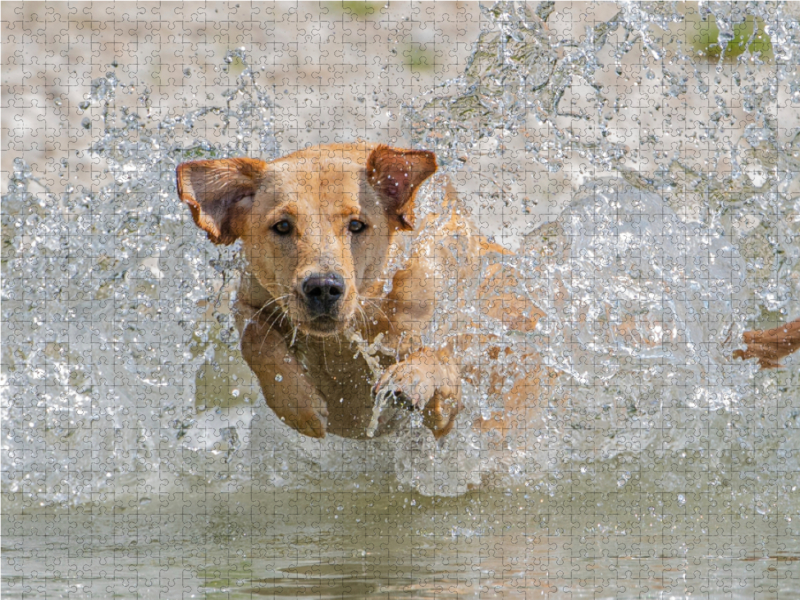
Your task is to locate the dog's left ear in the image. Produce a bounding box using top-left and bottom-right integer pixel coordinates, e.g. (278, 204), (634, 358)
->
(366, 145), (437, 230)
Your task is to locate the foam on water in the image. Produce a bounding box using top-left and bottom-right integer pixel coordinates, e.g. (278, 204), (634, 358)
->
(3, 3), (800, 504)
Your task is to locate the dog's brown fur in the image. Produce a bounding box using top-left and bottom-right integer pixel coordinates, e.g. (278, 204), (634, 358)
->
(177, 142), (800, 441)
(734, 319), (800, 369)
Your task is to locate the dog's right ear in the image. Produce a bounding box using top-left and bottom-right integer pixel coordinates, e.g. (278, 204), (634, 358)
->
(176, 158), (266, 245)
(366, 145), (437, 231)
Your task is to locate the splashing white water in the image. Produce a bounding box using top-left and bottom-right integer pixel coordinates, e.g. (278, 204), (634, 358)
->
(3, 5), (799, 504)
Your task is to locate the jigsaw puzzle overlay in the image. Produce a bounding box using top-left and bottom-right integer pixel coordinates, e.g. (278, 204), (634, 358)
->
(3, 2), (800, 598)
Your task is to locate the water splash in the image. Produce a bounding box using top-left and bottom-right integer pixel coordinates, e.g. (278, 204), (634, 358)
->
(2, 49), (284, 505)
(3, 6), (799, 504)
(393, 1), (799, 496)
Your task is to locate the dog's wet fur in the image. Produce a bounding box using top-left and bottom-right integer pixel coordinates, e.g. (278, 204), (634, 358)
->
(177, 142), (800, 440)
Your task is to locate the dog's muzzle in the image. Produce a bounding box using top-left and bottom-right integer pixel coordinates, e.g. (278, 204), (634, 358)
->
(301, 272), (345, 317)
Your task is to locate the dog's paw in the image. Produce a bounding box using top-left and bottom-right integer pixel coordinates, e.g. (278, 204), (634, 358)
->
(373, 361), (435, 411)
(273, 400), (328, 439)
(289, 405), (329, 438)
(373, 353), (462, 439)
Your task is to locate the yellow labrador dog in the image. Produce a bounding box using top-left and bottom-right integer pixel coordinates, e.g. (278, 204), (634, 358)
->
(176, 142), (800, 440)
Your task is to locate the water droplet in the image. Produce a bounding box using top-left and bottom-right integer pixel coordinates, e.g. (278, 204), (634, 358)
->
(274, 374), (283, 382)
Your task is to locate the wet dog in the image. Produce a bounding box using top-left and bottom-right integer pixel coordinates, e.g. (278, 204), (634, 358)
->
(176, 142), (800, 440)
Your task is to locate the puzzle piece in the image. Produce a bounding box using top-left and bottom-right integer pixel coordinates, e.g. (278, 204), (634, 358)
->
(3, 2), (800, 598)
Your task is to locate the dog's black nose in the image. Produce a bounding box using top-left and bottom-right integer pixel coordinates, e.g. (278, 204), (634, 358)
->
(302, 273), (345, 314)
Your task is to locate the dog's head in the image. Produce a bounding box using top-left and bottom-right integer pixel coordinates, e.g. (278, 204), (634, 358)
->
(176, 143), (437, 336)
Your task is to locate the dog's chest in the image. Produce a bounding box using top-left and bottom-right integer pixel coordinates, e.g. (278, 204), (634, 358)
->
(294, 337), (390, 437)
(295, 339), (369, 394)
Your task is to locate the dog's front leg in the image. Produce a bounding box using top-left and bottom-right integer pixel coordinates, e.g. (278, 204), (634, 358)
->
(234, 302), (329, 438)
(373, 347), (462, 439)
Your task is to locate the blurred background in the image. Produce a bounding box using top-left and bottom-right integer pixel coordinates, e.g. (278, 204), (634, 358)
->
(3, 1), (481, 188)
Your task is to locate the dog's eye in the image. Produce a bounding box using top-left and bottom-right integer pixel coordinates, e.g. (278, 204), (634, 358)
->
(273, 220), (293, 235)
(348, 219), (367, 234)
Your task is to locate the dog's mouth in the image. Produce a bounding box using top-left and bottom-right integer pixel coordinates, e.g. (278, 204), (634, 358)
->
(304, 315), (341, 335)
(298, 307), (356, 337)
